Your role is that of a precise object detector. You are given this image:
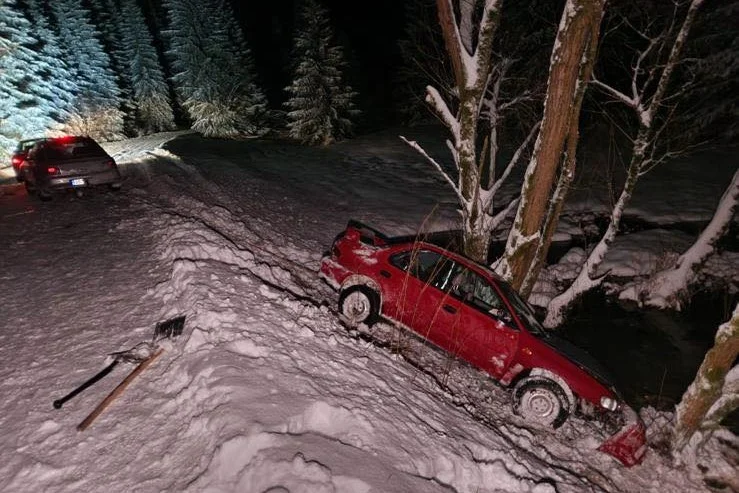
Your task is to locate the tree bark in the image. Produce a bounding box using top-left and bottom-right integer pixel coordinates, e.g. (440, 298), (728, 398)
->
(433, 0), (502, 263)
(519, 10), (602, 298)
(496, 0), (605, 291)
(672, 303), (739, 453)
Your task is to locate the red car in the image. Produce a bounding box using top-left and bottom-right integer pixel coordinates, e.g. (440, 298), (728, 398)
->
(320, 220), (647, 467)
(10, 137), (46, 182)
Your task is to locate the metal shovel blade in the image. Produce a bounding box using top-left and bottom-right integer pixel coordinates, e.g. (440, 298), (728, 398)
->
(154, 315), (186, 340)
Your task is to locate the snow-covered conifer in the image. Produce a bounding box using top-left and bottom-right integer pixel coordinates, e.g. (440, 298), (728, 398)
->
(23, 0), (77, 125)
(119, 0), (175, 134)
(284, 0), (359, 146)
(49, 0), (124, 140)
(86, 0), (137, 134)
(0, 0), (74, 156)
(163, 0), (268, 137)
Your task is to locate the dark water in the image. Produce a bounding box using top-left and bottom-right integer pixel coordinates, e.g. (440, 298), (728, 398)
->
(559, 289), (738, 431)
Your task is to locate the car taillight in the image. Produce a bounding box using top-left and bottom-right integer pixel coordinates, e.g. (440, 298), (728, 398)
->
(11, 156), (23, 166)
(46, 166), (60, 175)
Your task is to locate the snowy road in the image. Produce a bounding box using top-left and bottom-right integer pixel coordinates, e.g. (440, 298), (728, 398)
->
(0, 132), (735, 492)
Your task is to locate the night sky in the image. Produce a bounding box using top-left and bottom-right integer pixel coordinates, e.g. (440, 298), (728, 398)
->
(234, 0), (407, 128)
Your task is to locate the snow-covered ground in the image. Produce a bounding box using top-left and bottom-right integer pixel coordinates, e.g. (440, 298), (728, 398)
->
(0, 129), (736, 492)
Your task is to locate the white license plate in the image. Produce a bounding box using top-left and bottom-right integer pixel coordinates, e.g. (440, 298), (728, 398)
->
(70, 178), (86, 187)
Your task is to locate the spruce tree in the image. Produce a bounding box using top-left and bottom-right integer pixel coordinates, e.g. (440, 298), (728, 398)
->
(50, 0), (124, 140)
(0, 0), (74, 157)
(163, 0), (268, 137)
(120, 0), (175, 134)
(87, 0), (137, 134)
(23, 0), (77, 125)
(285, 0), (359, 146)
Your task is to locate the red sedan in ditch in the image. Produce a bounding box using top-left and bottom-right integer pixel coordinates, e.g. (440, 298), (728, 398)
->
(320, 220), (646, 467)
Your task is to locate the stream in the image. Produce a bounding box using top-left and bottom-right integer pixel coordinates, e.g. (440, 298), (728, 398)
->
(560, 289), (738, 431)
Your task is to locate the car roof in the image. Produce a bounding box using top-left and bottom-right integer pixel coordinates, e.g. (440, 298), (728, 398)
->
(395, 239), (505, 282)
(19, 137), (46, 144)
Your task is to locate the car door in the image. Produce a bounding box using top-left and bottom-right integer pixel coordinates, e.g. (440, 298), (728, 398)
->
(381, 248), (456, 342)
(433, 266), (520, 379)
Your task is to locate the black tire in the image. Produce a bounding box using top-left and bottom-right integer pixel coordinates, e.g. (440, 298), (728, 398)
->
(512, 377), (570, 429)
(24, 179), (36, 195)
(338, 286), (379, 327)
(38, 187), (52, 201)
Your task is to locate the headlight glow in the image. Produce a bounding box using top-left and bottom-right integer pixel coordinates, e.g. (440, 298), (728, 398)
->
(600, 396), (618, 411)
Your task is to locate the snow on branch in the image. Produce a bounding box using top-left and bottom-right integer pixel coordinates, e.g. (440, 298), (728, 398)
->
(590, 78), (637, 109)
(635, 168), (739, 310)
(400, 136), (466, 206)
(425, 85), (459, 144)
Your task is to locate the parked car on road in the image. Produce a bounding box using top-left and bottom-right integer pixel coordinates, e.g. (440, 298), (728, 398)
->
(320, 220), (647, 467)
(11, 137), (46, 182)
(22, 136), (122, 200)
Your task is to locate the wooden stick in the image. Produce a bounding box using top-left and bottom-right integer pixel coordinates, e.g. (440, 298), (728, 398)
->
(77, 348), (164, 431)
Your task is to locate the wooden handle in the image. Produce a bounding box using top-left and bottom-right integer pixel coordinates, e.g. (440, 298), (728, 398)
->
(77, 348), (164, 431)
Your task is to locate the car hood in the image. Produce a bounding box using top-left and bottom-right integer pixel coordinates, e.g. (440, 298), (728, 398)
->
(541, 333), (620, 394)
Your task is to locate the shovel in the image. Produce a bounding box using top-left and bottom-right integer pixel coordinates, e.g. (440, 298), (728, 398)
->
(76, 315), (186, 431)
(52, 316), (185, 419)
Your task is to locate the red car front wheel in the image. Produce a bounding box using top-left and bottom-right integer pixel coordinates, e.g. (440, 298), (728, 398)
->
(512, 377), (570, 429)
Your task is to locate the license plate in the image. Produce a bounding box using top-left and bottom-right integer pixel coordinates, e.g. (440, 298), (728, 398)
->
(70, 178), (86, 187)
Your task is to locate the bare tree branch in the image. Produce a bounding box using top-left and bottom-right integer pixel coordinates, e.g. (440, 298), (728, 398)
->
(400, 136), (466, 206)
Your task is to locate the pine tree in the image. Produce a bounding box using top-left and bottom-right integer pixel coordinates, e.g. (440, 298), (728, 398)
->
(284, 0), (359, 146)
(163, 0), (268, 137)
(0, 0), (74, 157)
(49, 0), (124, 140)
(87, 0), (137, 134)
(119, 0), (175, 134)
(23, 0), (77, 125)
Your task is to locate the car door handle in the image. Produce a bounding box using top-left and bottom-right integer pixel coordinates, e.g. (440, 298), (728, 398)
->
(380, 270), (391, 278)
(442, 304), (457, 314)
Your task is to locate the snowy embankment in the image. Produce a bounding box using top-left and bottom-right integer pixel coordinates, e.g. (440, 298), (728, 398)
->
(0, 131), (736, 492)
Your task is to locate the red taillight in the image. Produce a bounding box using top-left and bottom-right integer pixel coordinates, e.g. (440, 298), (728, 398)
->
(46, 166), (60, 175)
(11, 156), (23, 166)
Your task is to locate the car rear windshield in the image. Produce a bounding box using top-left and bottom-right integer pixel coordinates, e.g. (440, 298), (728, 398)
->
(45, 140), (105, 160)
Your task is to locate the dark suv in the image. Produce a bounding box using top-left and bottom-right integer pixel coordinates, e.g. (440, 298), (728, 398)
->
(22, 136), (122, 200)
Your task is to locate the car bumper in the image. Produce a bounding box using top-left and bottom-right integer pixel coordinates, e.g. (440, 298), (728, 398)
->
(597, 405), (647, 467)
(44, 169), (122, 190)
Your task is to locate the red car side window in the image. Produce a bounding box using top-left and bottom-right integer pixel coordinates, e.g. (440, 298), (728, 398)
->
(451, 268), (516, 326)
(390, 249), (455, 287)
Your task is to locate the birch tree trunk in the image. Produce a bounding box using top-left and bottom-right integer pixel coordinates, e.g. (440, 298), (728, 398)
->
(672, 303), (739, 453)
(495, 0), (605, 291)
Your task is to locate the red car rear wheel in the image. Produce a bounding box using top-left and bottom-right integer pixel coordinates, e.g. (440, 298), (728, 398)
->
(339, 287), (379, 327)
